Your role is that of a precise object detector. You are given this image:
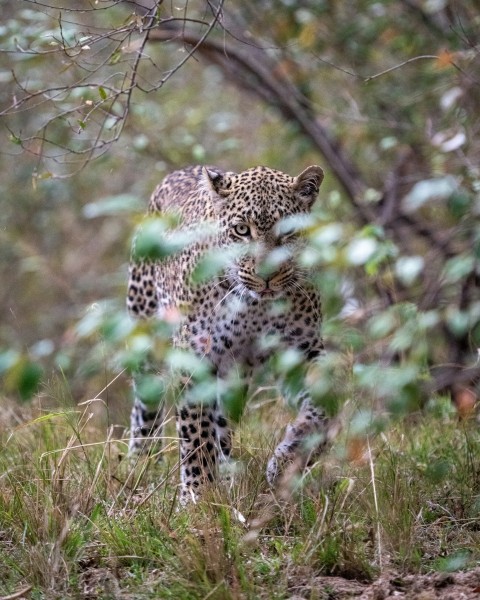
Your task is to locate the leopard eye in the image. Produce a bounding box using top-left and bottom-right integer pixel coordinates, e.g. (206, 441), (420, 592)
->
(280, 230), (296, 243)
(233, 223), (250, 237)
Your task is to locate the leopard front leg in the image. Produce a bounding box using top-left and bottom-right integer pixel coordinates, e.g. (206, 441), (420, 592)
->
(215, 407), (232, 463)
(176, 400), (231, 505)
(266, 395), (329, 486)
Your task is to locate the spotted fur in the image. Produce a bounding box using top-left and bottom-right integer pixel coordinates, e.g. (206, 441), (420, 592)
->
(127, 165), (328, 504)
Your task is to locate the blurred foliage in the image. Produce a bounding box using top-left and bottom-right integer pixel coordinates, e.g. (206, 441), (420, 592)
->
(0, 0), (478, 419)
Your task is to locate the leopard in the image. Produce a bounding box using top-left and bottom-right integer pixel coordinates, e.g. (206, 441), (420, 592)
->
(127, 164), (329, 505)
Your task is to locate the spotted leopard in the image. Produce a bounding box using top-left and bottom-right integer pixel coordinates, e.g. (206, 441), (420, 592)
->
(127, 164), (329, 505)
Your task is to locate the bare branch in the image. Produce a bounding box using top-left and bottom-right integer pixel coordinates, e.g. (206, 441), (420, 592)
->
(23, 0), (123, 12)
(147, 23), (370, 216)
(363, 55), (439, 83)
(1, 1), (223, 175)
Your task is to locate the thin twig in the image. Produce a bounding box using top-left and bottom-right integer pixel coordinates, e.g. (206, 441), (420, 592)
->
(368, 437), (383, 570)
(0, 586), (33, 600)
(364, 55), (438, 82)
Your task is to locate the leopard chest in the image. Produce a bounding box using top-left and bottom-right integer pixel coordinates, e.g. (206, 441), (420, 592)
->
(181, 285), (322, 376)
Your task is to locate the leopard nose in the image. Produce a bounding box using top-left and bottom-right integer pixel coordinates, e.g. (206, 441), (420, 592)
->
(256, 256), (280, 281)
(256, 266), (280, 282)
(256, 246), (291, 280)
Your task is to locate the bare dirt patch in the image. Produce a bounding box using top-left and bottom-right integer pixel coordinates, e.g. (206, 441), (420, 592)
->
(288, 568), (480, 599)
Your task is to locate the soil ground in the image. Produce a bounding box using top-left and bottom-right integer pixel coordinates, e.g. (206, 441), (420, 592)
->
(287, 568), (480, 599)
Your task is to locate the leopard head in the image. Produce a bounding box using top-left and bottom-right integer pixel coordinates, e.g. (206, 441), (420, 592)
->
(203, 165), (324, 299)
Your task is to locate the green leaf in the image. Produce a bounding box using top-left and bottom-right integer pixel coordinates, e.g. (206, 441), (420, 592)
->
(83, 194), (142, 218)
(135, 374), (166, 406)
(134, 219), (216, 262)
(367, 311), (396, 339)
(134, 224), (183, 260)
(447, 192), (471, 219)
(221, 375), (248, 423)
(443, 254), (475, 284)
(166, 348), (211, 379)
(0, 349), (20, 374)
(346, 237), (377, 266)
(349, 409), (376, 435)
(426, 459), (451, 483)
(100, 313), (135, 343)
(436, 551), (471, 573)
(17, 360), (43, 400)
(191, 248), (231, 283)
(109, 50), (121, 65)
(308, 223), (344, 247)
(402, 176), (457, 213)
(395, 256), (424, 285)
(445, 307), (470, 337)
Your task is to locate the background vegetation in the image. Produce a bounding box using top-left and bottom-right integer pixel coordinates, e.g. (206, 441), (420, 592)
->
(1, 0), (479, 597)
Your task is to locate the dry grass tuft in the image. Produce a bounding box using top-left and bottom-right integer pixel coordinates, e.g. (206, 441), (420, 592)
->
(1, 390), (480, 598)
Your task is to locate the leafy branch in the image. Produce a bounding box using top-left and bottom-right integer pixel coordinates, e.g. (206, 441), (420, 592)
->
(0, 0), (224, 174)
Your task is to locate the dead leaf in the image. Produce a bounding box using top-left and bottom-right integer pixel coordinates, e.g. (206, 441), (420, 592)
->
(436, 49), (456, 69)
(453, 387), (477, 419)
(347, 436), (369, 465)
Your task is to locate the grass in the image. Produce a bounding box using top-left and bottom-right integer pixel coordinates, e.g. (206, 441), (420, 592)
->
(1, 385), (480, 599)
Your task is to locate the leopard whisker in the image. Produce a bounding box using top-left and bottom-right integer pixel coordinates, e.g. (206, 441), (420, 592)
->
(212, 282), (244, 314)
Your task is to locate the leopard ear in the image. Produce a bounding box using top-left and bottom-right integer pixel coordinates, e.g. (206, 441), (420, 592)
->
(202, 167), (232, 199)
(293, 165), (324, 209)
